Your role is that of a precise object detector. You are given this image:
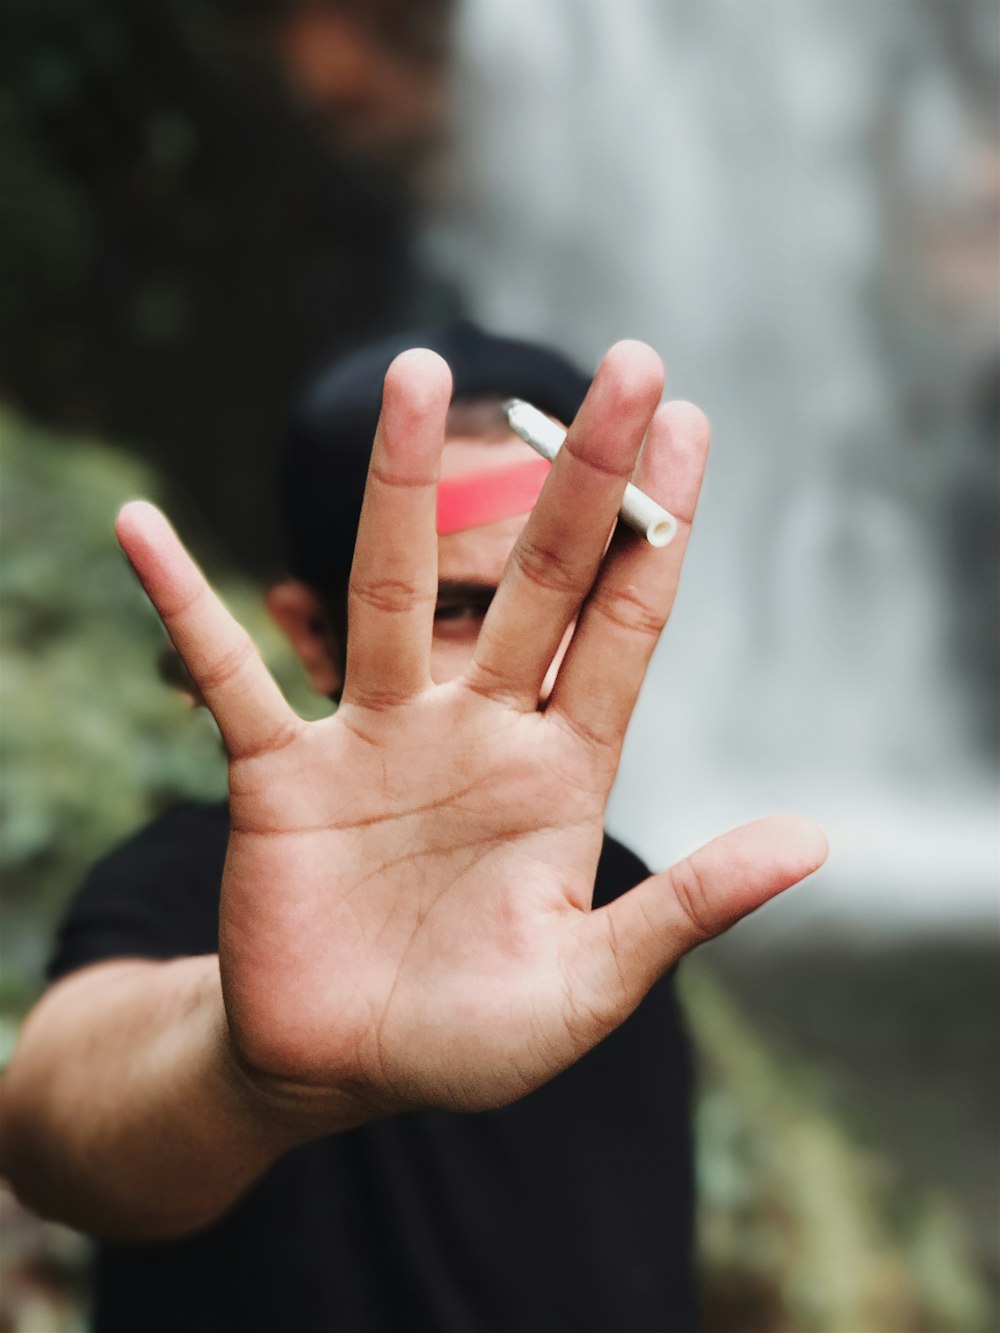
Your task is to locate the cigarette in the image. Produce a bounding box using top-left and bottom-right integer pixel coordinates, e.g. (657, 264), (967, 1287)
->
(504, 400), (678, 548)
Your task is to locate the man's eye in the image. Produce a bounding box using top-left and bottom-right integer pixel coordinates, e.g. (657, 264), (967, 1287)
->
(434, 601), (486, 623)
(433, 589), (495, 627)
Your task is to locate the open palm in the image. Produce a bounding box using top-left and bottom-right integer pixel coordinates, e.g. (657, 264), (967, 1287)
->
(116, 342), (826, 1127)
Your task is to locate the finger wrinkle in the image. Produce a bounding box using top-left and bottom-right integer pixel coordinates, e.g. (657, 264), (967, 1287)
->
(343, 682), (422, 713)
(510, 534), (587, 599)
(348, 577), (436, 616)
(548, 704), (618, 759)
(367, 463), (439, 491)
(194, 634), (258, 693)
(229, 819), (326, 838)
(586, 584), (665, 639)
(336, 711), (384, 750)
(228, 719), (303, 763)
(460, 669), (529, 713)
(536, 744), (611, 801)
(159, 579), (207, 624)
(562, 442), (635, 482)
(668, 860), (717, 943)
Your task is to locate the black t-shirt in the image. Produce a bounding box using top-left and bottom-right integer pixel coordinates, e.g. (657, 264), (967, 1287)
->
(49, 803), (695, 1333)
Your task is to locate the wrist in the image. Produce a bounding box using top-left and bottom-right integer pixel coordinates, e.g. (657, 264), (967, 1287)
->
(209, 994), (377, 1153)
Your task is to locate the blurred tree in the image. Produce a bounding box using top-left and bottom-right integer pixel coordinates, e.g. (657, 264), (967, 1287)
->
(683, 963), (996, 1333)
(0, 0), (457, 574)
(0, 405), (327, 1011)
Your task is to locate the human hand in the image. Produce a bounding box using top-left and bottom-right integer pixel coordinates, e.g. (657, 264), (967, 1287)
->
(116, 342), (826, 1130)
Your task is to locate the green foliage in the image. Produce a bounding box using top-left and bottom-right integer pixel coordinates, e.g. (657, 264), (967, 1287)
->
(681, 962), (995, 1332)
(2, 1), (425, 575)
(0, 407), (324, 1005)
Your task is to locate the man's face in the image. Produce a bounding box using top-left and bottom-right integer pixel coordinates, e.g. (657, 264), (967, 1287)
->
(430, 430), (548, 685)
(269, 426), (570, 701)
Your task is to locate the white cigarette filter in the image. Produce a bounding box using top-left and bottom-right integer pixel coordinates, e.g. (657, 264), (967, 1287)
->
(504, 400), (678, 549)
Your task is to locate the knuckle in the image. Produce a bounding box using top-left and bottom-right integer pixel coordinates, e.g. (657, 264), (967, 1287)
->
(511, 533), (582, 598)
(349, 576), (433, 617)
(229, 718), (302, 763)
(197, 632), (257, 693)
(564, 441), (632, 483)
(345, 682), (417, 713)
(367, 462), (437, 492)
(669, 860), (715, 943)
(588, 584), (664, 640)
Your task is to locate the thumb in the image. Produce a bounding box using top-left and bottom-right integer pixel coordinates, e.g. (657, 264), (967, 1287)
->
(590, 814), (828, 1009)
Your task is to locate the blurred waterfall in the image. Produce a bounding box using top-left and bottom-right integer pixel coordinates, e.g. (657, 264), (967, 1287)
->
(426, 0), (999, 929)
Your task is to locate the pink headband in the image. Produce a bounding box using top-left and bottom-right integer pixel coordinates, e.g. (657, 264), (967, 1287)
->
(436, 456), (551, 535)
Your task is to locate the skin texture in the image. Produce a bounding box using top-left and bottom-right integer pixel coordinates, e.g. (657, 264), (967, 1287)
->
(0, 341), (828, 1238)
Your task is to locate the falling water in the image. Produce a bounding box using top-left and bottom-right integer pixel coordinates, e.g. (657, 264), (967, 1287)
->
(426, 0), (999, 929)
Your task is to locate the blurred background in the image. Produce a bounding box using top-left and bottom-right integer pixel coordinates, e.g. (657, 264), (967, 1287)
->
(1, 1), (997, 1329)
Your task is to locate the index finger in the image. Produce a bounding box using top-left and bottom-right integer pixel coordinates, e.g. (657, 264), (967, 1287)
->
(117, 502), (301, 760)
(342, 349), (452, 711)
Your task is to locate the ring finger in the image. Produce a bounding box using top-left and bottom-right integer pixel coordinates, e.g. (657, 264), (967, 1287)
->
(463, 340), (664, 709)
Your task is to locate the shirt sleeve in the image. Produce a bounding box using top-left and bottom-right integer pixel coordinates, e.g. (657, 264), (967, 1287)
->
(46, 803), (228, 983)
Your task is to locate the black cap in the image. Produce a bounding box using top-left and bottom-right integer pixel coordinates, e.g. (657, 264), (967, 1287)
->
(283, 322), (591, 588)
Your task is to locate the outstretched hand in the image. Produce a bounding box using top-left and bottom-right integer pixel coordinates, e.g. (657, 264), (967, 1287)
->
(116, 341), (826, 1127)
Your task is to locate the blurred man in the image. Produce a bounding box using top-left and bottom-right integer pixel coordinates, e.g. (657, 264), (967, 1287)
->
(0, 325), (826, 1331)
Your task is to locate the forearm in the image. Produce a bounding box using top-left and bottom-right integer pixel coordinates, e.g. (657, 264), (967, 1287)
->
(0, 957), (368, 1239)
